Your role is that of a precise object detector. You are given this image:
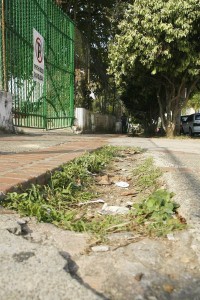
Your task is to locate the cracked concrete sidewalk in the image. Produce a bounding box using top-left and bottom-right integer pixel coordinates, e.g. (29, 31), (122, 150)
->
(1, 132), (200, 299)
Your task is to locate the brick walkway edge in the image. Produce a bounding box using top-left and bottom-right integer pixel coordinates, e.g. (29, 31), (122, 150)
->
(0, 136), (108, 198)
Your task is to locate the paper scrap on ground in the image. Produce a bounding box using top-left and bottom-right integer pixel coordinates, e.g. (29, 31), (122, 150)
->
(115, 181), (129, 188)
(99, 203), (129, 215)
(78, 199), (105, 206)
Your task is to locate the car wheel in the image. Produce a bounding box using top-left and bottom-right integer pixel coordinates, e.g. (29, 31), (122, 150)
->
(189, 127), (194, 137)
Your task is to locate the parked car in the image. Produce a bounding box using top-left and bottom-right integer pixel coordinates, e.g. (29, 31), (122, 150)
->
(181, 113), (200, 136)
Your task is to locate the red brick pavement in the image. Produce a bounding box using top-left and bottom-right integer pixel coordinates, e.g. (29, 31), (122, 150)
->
(0, 136), (108, 198)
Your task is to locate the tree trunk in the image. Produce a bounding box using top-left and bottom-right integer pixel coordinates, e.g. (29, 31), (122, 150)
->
(164, 104), (181, 137)
(157, 78), (188, 137)
(161, 77), (199, 137)
(157, 91), (166, 132)
(165, 122), (176, 137)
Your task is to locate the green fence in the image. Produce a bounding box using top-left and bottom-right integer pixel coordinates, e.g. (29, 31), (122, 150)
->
(0, 0), (74, 129)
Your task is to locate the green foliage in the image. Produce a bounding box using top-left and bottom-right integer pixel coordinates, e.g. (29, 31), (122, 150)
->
(3, 187), (62, 223)
(1, 145), (118, 226)
(109, 0), (200, 82)
(56, 214), (126, 237)
(131, 189), (185, 236)
(120, 76), (159, 135)
(186, 92), (200, 112)
(57, 1), (133, 114)
(130, 158), (186, 236)
(133, 157), (162, 190)
(61, 0), (126, 61)
(1, 146), (185, 238)
(108, 0), (200, 136)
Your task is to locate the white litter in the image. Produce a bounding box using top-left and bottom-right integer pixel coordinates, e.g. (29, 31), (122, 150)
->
(78, 199), (105, 206)
(91, 245), (110, 252)
(115, 181), (129, 188)
(167, 233), (176, 241)
(99, 203), (129, 215)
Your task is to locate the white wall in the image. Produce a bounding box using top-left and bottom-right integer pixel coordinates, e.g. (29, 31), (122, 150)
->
(0, 91), (13, 131)
(74, 108), (116, 133)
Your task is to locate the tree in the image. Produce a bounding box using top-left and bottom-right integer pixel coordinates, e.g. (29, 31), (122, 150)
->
(186, 91), (200, 112)
(55, 0), (132, 112)
(55, 0), (113, 109)
(108, 0), (200, 136)
(120, 76), (160, 135)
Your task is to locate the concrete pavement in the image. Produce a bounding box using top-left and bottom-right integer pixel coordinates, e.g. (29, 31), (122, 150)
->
(1, 132), (200, 299)
(108, 135), (200, 222)
(0, 129), (113, 300)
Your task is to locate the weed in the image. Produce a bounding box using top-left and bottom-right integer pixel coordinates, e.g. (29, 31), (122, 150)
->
(131, 189), (186, 236)
(133, 157), (162, 190)
(1, 146), (186, 239)
(1, 145), (118, 226)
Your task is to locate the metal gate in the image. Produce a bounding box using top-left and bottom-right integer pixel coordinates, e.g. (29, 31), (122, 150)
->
(0, 0), (74, 129)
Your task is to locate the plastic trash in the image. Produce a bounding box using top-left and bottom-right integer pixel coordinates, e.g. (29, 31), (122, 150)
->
(91, 245), (110, 252)
(115, 181), (129, 188)
(99, 203), (129, 215)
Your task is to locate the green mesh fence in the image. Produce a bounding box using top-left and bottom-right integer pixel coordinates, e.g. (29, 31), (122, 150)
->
(0, 0), (74, 129)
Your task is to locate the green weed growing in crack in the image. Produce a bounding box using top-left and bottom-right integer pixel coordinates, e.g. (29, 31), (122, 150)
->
(133, 157), (162, 191)
(1, 146), (118, 226)
(130, 189), (186, 236)
(1, 146), (186, 239)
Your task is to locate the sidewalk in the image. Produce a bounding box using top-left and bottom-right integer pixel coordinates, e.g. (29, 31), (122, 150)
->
(0, 129), (112, 198)
(1, 133), (200, 299)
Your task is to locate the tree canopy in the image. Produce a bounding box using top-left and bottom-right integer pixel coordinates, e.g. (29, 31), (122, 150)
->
(186, 91), (200, 112)
(108, 0), (200, 136)
(57, 0), (125, 63)
(55, 0), (132, 112)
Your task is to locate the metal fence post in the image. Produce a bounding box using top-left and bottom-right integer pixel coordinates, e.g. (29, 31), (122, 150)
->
(1, 0), (7, 91)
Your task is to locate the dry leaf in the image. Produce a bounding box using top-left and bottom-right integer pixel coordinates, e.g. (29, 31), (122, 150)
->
(121, 190), (138, 196)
